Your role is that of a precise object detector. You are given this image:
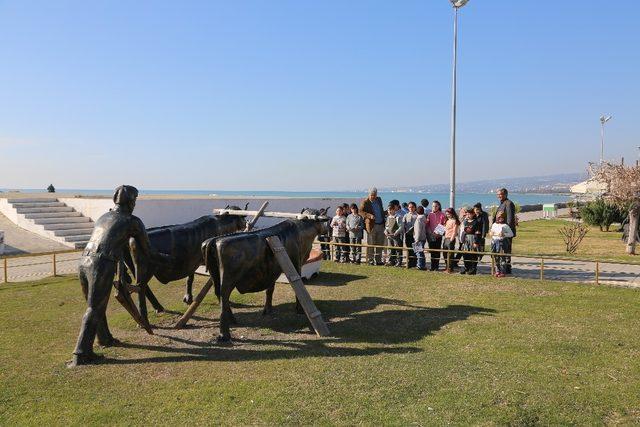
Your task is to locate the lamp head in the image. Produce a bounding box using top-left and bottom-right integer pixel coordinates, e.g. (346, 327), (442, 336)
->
(600, 115), (612, 124)
(450, 0), (470, 8)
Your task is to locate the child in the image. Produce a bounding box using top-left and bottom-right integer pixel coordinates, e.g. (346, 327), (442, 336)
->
(346, 203), (364, 264)
(443, 208), (460, 273)
(460, 207), (482, 275)
(452, 206), (467, 269)
(420, 199), (431, 215)
(330, 206), (348, 262)
(490, 212), (514, 277)
(426, 200), (446, 271)
(341, 203), (351, 260)
(403, 202), (419, 268)
(413, 206), (427, 270)
(384, 203), (403, 266)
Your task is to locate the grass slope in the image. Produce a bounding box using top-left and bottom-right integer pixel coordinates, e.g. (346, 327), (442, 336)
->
(0, 264), (639, 425)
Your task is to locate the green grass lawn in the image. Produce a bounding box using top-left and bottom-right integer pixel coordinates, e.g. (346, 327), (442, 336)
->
(1, 263), (639, 425)
(511, 219), (638, 263)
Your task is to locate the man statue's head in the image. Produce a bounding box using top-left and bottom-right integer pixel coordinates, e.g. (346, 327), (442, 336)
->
(113, 185), (139, 213)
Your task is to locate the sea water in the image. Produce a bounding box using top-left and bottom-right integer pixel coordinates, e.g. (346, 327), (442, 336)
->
(2, 188), (570, 208)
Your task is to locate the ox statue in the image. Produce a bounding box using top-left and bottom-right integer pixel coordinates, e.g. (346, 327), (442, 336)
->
(128, 204), (248, 323)
(201, 208), (329, 342)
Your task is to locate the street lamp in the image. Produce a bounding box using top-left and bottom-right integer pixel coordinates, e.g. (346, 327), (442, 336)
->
(599, 114), (612, 164)
(449, 0), (469, 209)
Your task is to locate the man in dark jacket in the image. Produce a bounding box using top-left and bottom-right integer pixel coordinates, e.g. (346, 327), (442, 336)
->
(360, 187), (385, 265)
(474, 203), (490, 261)
(492, 188), (517, 274)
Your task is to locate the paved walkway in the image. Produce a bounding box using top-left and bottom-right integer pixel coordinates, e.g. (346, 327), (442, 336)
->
(0, 212), (69, 255)
(518, 208), (571, 222)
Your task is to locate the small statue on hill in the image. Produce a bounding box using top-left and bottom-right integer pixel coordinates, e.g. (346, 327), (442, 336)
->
(46, 184), (55, 193)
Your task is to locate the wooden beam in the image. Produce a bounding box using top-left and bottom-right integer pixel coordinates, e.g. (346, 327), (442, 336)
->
(245, 201), (269, 231)
(266, 236), (330, 337)
(175, 278), (213, 329)
(214, 209), (328, 221)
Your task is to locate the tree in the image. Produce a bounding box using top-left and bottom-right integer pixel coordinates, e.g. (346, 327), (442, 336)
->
(46, 184), (55, 193)
(591, 163), (640, 254)
(579, 198), (626, 231)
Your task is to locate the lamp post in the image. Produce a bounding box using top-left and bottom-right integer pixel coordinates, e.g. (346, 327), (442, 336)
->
(599, 114), (612, 164)
(449, 0), (469, 209)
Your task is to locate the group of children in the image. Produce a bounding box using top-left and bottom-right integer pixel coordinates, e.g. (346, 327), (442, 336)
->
(327, 199), (515, 277)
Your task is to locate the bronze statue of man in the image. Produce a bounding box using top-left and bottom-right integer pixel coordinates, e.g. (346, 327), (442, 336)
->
(71, 185), (159, 366)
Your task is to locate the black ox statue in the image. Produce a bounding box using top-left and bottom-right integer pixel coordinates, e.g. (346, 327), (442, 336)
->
(127, 204), (248, 324)
(201, 208), (330, 342)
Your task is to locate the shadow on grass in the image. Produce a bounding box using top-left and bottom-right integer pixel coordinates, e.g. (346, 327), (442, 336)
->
(304, 271), (368, 287)
(100, 297), (495, 365)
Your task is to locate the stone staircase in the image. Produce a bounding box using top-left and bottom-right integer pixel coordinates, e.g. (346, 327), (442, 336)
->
(6, 198), (94, 249)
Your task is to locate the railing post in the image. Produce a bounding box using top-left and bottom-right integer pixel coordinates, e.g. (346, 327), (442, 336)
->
(52, 253), (57, 277)
(3, 258), (7, 284)
(540, 258), (544, 281)
(491, 254), (495, 276)
(595, 261), (600, 285)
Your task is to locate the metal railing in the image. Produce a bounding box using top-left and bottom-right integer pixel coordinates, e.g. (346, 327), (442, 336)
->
(0, 242), (637, 287)
(312, 240), (640, 286)
(1, 249), (82, 283)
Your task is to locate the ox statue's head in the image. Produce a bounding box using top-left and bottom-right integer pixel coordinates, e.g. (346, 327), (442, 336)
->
(220, 203), (249, 231)
(299, 207), (330, 236)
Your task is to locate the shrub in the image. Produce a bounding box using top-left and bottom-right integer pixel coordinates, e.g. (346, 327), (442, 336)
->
(558, 222), (589, 254)
(579, 198), (626, 231)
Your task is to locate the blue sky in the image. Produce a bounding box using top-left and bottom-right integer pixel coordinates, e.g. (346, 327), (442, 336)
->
(1, 1), (639, 191)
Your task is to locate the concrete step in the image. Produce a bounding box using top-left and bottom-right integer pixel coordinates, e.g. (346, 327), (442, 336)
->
(16, 206), (74, 214)
(74, 241), (90, 249)
(65, 234), (93, 242)
(6, 198), (56, 204)
(34, 217), (93, 225)
(43, 222), (93, 230)
(11, 201), (65, 208)
(53, 228), (94, 237)
(25, 211), (83, 219)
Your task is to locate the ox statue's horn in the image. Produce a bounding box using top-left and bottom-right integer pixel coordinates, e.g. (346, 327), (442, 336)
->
(300, 208), (306, 214)
(244, 202), (250, 210)
(224, 204), (229, 209)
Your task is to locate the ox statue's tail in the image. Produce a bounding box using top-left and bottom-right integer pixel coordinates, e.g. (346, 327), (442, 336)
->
(201, 238), (222, 301)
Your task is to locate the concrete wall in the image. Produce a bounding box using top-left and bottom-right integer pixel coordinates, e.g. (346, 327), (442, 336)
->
(60, 197), (360, 228)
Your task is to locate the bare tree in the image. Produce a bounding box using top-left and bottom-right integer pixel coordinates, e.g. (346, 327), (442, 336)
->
(590, 162), (640, 254)
(558, 222), (589, 254)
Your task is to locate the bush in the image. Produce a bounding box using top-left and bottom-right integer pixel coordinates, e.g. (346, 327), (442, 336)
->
(558, 222), (589, 253)
(579, 198), (626, 231)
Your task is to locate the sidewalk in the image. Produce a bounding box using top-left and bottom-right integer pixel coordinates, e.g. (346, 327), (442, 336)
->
(0, 212), (69, 255)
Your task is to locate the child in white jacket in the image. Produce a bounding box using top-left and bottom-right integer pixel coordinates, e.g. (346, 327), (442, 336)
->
(490, 212), (514, 277)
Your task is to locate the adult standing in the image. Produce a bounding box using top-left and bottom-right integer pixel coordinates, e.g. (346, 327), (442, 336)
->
(426, 200), (447, 271)
(474, 203), (490, 260)
(492, 188), (517, 274)
(402, 201), (418, 268)
(360, 187), (386, 265)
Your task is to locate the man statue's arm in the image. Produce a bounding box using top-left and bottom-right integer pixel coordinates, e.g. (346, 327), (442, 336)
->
(131, 217), (170, 264)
